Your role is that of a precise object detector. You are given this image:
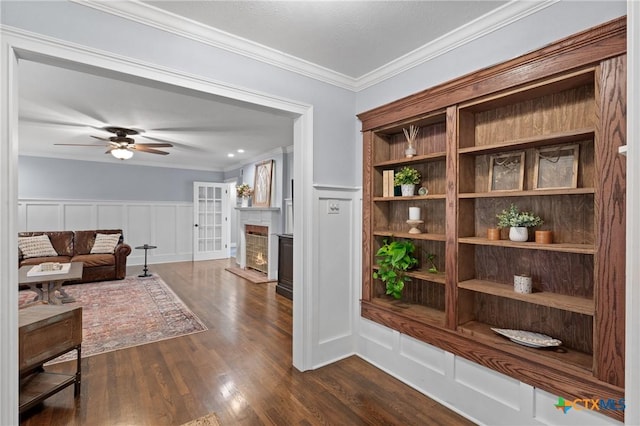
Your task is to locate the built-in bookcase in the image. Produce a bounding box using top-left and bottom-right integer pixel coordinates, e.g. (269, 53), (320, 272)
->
(359, 18), (626, 421)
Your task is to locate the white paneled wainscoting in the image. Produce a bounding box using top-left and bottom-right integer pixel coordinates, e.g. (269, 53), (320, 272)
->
(18, 199), (193, 266)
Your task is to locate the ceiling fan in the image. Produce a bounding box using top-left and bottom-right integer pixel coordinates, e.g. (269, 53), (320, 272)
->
(54, 126), (173, 160)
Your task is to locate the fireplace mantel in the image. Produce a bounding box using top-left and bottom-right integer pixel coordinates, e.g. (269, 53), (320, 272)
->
(235, 207), (281, 280)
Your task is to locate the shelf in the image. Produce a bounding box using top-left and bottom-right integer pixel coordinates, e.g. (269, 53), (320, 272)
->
(458, 279), (594, 315)
(19, 371), (77, 413)
(374, 231), (446, 242)
(374, 265), (446, 285)
(458, 237), (594, 254)
(369, 297), (445, 326)
(459, 188), (595, 198)
(458, 320), (593, 373)
(374, 151), (446, 168)
(374, 194), (446, 201)
(458, 128), (594, 155)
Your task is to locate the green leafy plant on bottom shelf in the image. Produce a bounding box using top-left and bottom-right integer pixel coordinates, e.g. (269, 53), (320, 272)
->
(373, 239), (418, 299)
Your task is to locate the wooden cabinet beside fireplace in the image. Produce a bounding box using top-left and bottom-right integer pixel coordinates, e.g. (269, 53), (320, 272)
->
(358, 18), (626, 421)
(277, 234), (293, 300)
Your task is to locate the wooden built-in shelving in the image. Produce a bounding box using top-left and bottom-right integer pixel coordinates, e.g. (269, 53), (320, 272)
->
(359, 17), (626, 422)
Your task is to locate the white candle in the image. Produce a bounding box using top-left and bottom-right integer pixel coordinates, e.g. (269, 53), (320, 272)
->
(409, 207), (421, 220)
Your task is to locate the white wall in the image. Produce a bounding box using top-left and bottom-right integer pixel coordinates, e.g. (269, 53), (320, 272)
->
(17, 199), (192, 266)
(354, 2), (628, 425)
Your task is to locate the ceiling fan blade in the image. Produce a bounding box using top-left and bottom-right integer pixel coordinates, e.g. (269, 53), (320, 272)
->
(54, 143), (107, 147)
(132, 145), (169, 155)
(91, 135), (111, 142)
(134, 142), (174, 148)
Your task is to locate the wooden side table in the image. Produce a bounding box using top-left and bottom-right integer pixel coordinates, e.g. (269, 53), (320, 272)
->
(19, 304), (82, 413)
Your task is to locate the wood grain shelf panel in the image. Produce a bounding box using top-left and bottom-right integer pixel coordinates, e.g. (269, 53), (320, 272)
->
(374, 265), (446, 285)
(374, 151), (446, 168)
(459, 188), (595, 199)
(458, 128), (594, 155)
(369, 297), (445, 326)
(374, 194), (446, 201)
(458, 321), (593, 373)
(458, 279), (594, 315)
(374, 231), (446, 242)
(458, 237), (594, 254)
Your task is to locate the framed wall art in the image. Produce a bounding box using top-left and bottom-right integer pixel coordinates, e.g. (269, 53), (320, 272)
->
(253, 159), (274, 207)
(488, 151), (525, 192)
(533, 144), (579, 190)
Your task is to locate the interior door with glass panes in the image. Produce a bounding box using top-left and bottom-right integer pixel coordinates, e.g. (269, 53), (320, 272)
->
(193, 182), (229, 260)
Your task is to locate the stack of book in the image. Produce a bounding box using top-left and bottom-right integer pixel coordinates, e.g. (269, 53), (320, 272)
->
(382, 170), (395, 197)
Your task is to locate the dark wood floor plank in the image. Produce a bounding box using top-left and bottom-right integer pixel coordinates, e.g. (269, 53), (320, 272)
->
(20, 259), (475, 425)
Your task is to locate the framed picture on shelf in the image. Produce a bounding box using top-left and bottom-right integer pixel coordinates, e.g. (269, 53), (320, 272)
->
(488, 151), (525, 192)
(533, 144), (579, 190)
(253, 159), (274, 207)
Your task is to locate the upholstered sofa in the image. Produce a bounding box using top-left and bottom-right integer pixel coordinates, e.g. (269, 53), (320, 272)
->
(18, 229), (131, 284)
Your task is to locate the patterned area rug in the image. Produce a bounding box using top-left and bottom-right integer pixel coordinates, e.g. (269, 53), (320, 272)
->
(18, 274), (207, 363)
(181, 412), (220, 426)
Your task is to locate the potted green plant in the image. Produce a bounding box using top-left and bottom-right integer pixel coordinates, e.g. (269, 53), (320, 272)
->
(373, 239), (418, 299)
(496, 204), (543, 242)
(394, 166), (421, 197)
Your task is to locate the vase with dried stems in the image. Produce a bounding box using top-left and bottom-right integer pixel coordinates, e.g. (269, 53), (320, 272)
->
(403, 125), (419, 158)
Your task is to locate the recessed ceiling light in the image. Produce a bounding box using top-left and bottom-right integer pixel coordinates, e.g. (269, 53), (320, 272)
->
(237, 149), (245, 153)
(227, 153), (234, 157)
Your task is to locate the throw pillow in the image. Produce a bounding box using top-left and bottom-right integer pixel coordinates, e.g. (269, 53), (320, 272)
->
(18, 235), (58, 258)
(90, 233), (121, 254)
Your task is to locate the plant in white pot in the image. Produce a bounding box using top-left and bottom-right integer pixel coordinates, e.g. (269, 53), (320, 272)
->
(496, 204), (543, 242)
(394, 166), (421, 197)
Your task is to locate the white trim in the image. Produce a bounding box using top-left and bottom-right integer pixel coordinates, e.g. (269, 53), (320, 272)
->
(69, 0), (554, 92)
(0, 28), (314, 419)
(1, 26), (311, 115)
(0, 25), (20, 426)
(354, 1), (558, 90)
(312, 184), (361, 192)
(292, 107), (314, 370)
(71, 0), (356, 91)
(626, 2), (639, 425)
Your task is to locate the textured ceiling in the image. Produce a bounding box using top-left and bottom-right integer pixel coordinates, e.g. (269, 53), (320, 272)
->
(141, 1), (506, 78)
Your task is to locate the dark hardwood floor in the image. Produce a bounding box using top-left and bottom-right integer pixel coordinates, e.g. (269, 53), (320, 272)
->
(20, 259), (475, 425)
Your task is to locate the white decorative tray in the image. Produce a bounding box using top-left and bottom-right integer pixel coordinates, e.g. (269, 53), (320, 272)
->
(27, 262), (71, 277)
(491, 328), (562, 348)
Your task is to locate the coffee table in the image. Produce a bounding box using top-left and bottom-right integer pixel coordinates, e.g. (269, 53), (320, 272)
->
(19, 262), (84, 305)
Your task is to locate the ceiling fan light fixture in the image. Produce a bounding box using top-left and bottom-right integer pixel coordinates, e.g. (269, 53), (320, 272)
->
(111, 148), (134, 160)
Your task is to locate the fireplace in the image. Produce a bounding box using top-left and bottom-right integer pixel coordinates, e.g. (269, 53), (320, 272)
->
(235, 207), (281, 280)
(245, 225), (268, 274)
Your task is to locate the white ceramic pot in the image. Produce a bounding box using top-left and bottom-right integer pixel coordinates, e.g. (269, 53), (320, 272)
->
(509, 226), (528, 242)
(241, 197), (249, 208)
(400, 184), (415, 197)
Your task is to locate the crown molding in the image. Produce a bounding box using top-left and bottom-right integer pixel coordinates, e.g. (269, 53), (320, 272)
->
(72, 0), (556, 93)
(70, 0), (357, 90)
(354, 0), (559, 90)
